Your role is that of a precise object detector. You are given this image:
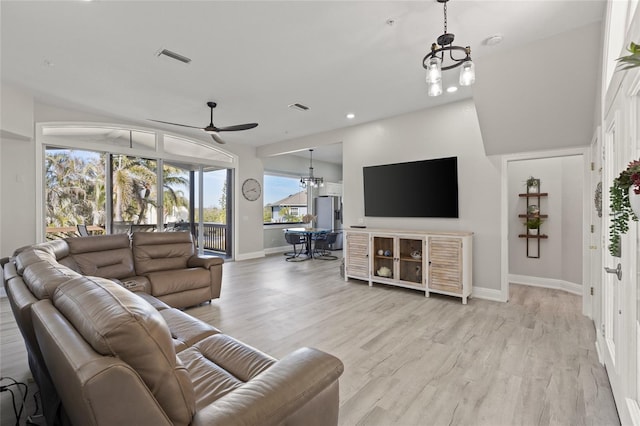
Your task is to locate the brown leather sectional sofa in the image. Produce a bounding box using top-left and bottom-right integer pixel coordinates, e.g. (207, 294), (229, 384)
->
(2, 232), (344, 425)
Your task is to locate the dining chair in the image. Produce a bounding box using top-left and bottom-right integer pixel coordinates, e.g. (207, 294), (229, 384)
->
(313, 232), (338, 260)
(284, 232), (309, 262)
(77, 224), (89, 237)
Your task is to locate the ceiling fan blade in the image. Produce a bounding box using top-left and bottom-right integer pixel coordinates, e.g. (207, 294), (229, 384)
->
(211, 133), (226, 144)
(216, 123), (259, 132)
(148, 119), (203, 130)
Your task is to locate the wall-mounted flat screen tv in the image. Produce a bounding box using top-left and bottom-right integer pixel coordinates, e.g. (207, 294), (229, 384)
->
(363, 156), (458, 218)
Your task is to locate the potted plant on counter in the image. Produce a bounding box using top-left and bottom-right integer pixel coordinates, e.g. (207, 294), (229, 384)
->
(609, 159), (640, 256)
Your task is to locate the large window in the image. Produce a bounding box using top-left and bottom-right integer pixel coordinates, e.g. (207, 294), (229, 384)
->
(45, 148), (106, 231)
(40, 124), (236, 256)
(111, 155), (158, 228)
(263, 174), (307, 224)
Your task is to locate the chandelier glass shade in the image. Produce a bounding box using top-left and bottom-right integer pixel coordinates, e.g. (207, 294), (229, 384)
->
(422, 0), (475, 96)
(300, 149), (324, 188)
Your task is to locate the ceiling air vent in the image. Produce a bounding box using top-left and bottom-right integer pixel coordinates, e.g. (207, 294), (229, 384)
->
(288, 103), (310, 111)
(156, 48), (191, 64)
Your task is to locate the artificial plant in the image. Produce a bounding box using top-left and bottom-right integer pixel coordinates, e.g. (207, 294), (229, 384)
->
(609, 159), (640, 256)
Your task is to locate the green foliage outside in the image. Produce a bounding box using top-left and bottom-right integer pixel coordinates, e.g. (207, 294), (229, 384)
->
(45, 149), (226, 228)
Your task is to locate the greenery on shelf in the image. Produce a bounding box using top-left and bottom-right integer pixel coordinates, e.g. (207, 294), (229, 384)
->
(526, 216), (544, 230)
(609, 159), (640, 256)
(525, 176), (538, 188)
(617, 42), (640, 70)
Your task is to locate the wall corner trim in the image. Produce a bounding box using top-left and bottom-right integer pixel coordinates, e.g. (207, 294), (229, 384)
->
(236, 250), (266, 261)
(508, 274), (582, 295)
(472, 286), (506, 302)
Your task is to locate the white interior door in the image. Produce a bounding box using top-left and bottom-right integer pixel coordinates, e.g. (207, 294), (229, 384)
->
(602, 106), (625, 418)
(602, 80), (640, 426)
(590, 131), (603, 337)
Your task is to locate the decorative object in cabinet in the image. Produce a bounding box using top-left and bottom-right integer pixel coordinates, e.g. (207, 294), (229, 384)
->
(373, 236), (395, 279)
(518, 177), (548, 258)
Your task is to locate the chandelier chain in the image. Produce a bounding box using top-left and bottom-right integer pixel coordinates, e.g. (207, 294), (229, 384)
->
(443, 2), (447, 35)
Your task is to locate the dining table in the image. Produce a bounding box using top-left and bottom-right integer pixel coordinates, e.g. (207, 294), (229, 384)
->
(284, 227), (330, 259)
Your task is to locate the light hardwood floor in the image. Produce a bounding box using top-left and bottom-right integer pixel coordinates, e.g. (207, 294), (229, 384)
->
(1, 254), (620, 425)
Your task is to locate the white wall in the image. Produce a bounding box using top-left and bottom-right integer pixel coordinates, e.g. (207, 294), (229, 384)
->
(261, 99), (502, 291)
(508, 156), (583, 287)
(263, 154), (342, 183)
(474, 22), (601, 156)
(0, 136), (37, 257)
(1, 85), (34, 139)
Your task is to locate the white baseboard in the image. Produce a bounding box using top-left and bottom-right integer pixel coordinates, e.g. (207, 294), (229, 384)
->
(595, 339), (604, 365)
(472, 286), (505, 302)
(509, 274), (582, 295)
(235, 251), (266, 261)
(264, 245), (290, 256)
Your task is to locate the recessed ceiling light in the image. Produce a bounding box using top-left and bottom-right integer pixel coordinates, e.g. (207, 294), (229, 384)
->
(346, 113), (355, 119)
(484, 34), (504, 46)
(446, 86), (458, 93)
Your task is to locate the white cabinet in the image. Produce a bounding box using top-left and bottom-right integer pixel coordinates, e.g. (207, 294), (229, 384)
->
(344, 231), (369, 280)
(344, 229), (473, 304)
(318, 182), (342, 197)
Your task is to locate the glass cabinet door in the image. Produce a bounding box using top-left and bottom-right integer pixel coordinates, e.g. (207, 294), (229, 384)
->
(398, 237), (424, 286)
(373, 236), (394, 279)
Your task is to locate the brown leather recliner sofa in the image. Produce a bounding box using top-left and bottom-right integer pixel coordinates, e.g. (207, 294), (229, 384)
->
(62, 231), (223, 308)
(3, 234), (344, 425)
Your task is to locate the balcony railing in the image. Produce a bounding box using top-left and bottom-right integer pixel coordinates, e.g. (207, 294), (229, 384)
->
(195, 223), (227, 253)
(46, 222), (228, 255)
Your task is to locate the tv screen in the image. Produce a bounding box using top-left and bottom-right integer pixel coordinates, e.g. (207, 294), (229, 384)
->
(363, 157), (458, 218)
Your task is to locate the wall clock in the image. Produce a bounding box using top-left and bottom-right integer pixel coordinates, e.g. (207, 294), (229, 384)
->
(242, 178), (261, 201)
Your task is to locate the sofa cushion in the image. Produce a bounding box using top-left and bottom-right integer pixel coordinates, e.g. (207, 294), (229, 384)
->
(178, 334), (276, 410)
(22, 261), (81, 300)
(147, 268), (211, 297)
(15, 248), (57, 275)
(132, 231), (194, 274)
(67, 234), (135, 279)
(159, 308), (220, 352)
(52, 277), (195, 426)
(38, 239), (70, 260)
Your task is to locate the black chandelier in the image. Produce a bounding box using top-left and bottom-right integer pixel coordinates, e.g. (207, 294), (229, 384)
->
(300, 149), (323, 188)
(422, 0), (475, 96)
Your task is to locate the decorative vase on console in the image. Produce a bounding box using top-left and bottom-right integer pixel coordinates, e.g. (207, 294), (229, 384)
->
(301, 214), (316, 226)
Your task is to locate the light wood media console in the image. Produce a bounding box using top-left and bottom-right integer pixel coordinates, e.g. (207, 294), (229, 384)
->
(344, 228), (473, 304)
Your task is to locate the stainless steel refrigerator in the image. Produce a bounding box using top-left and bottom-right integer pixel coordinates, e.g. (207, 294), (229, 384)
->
(314, 196), (343, 250)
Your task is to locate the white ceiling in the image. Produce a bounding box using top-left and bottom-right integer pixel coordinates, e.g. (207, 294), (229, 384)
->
(1, 1), (605, 164)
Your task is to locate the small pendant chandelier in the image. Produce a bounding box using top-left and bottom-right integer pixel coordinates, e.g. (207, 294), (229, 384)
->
(300, 149), (323, 188)
(422, 0), (475, 96)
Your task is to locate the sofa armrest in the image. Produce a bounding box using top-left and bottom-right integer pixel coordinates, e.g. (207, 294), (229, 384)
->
(187, 256), (224, 269)
(191, 347), (344, 426)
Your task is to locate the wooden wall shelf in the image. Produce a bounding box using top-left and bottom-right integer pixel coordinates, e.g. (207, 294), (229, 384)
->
(519, 185), (547, 258)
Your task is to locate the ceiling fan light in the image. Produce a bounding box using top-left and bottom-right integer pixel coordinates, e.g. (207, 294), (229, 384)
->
(459, 60), (475, 86)
(427, 81), (443, 97)
(425, 57), (442, 84)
